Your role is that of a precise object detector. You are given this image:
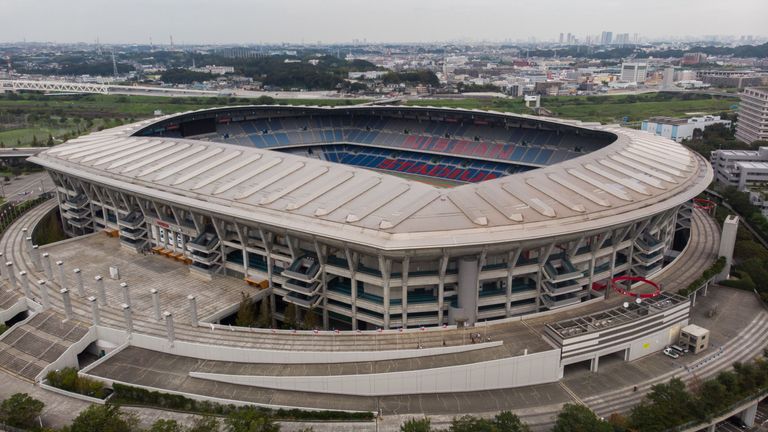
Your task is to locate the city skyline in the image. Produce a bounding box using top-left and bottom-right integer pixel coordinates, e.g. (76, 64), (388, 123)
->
(0, 0), (767, 45)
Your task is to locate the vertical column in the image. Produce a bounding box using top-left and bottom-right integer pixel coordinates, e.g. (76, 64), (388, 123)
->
(19, 271), (31, 299)
(73, 268), (85, 297)
(95, 275), (107, 306)
(457, 257), (479, 326)
(25, 235), (33, 260)
(31, 245), (41, 270)
(0, 253), (4, 278)
(120, 282), (130, 307)
(121, 304), (133, 333)
(5, 262), (17, 289)
(60, 288), (73, 320)
(56, 260), (66, 289)
(188, 295), (198, 327)
(88, 296), (100, 326)
(42, 253), (53, 280)
(38, 280), (51, 310)
(151, 289), (161, 320)
(401, 256), (410, 329)
(163, 311), (175, 343)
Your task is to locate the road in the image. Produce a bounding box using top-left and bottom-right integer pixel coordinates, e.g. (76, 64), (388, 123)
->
(0, 171), (55, 203)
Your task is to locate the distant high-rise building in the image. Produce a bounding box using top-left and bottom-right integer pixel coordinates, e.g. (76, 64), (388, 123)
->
(736, 87), (768, 144)
(662, 67), (676, 89)
(600, 31), (613, 45)
(620, 63), (648, 83)
(615, 33), (630, 46)
(566, 33), (572, 45)
(559, 33), (564, 44)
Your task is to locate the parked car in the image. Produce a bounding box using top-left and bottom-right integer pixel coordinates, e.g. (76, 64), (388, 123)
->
(669, 344), (688, 355)
(663, 348), (680, 359)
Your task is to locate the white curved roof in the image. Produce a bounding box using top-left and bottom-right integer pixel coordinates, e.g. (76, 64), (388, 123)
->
(30, 106), (713, 251)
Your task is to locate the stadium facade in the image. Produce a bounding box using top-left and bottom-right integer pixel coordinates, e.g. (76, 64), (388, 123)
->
(30, 105), (712, 330)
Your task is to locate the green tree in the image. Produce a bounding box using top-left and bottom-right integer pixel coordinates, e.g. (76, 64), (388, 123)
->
(63, 404), (138, 432)
(187, 416), (220, 432)
(493, 411), (530, 432)
(46, 134), (55, 147)
(257, 297), (272, 328)
(149, 419), (183, 432)
(553, 404), (611, 432)
(302, 307), (317, 330)
(401, 417), (431, 432)
(225, 407), (280, 432)
(284, 302), (297, 329)
(629, 378), (698, 432)
(235, 292), (256, 327)
(0, 393), (45, 429)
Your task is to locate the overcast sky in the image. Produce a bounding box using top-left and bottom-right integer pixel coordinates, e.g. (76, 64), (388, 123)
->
(1, 0), (766, 44)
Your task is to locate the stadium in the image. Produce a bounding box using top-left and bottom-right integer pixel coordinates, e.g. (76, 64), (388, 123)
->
(4, 104), (752, 421)
(31, 105), (711, 330)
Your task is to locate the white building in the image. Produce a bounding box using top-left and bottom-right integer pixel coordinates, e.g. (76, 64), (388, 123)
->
(735, 87), (768, 144)
(620, 63), (647, 83)
(710, 147), (768, 190)
(641, 115), (731, 143)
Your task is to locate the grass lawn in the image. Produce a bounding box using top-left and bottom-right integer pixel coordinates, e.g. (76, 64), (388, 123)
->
(0, 94), (369, 146)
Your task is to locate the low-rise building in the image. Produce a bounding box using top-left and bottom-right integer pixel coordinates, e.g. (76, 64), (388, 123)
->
(641, 115), (731, 143)
(710, 147), (768, 190)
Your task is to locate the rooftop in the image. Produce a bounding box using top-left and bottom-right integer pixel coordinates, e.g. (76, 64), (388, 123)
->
(546, 292), (688, 339)
(30, 105), (712, 251)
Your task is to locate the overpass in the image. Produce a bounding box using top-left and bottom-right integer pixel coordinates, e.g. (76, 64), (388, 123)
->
(0, 79), (224, 97)
(0, 147), (48, 159)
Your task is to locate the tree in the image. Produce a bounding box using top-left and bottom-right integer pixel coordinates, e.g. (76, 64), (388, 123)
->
(493, 411), (530, 432)
(302, 307), (317, 330)
(187, 416), (220, 432)
(0, 393), (44, 429)
(149, 419), (183, 432)
(225, 407), (280, 432)
(401, 417), (431, 432)
(257, 297), (272, 328)
(629, 378), (698, 432)
(284, 302), (297, 329)
(235, 292), (256, 327)
(32, 135), (38, 146)
(46, 134), (54, 147)
(553, 404), (611, 432)
(63, 404), (138, 432)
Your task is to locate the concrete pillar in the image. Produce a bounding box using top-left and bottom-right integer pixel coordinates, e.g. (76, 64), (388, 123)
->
(31, 245), (41, 270)
(121, 303), (133, 333)
(591, 355), (600, 373)
(120, 282), (130, 306)
(19, 271), (31, 299)
(25, 236), (33, 259)
(457, 257), (479, 326)
(706, 424), (716, 432)
(56, 260), (66, 289)
(188, 295), (198, 327)
(163, 311), (175, 343)
(718, 215), (739, 281)
(151, 289), (161, 320)
(42, 253), (53, 280)
(88, 296), (100, 326)
(73, 269), (85, 297)
(38, 280), (50, 310)
(0, 253), (3, 278)
(740, 401), (758, 427)
(5, 262), (16, 289)
(94, 275), (106, 306)
(60, 288), (73, 320)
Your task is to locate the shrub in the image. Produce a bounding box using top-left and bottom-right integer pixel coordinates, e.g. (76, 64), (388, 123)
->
(0, 393), (45, 429)
(46, 367), (106, 399)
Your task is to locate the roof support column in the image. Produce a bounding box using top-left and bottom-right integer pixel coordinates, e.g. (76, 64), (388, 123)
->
(313, 240), (329, 330)
(505, 248), (522, 317)
(258, 227), (277, 328)
(401, 256), (410, 329)
(437, 251), (449, 324)
(344, 247), (359, 331)
(379, 255), (391, 330)
(536, 243), (556, 311)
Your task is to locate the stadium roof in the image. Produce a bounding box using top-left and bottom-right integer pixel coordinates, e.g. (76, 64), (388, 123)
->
(30, 105), (713, 251)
